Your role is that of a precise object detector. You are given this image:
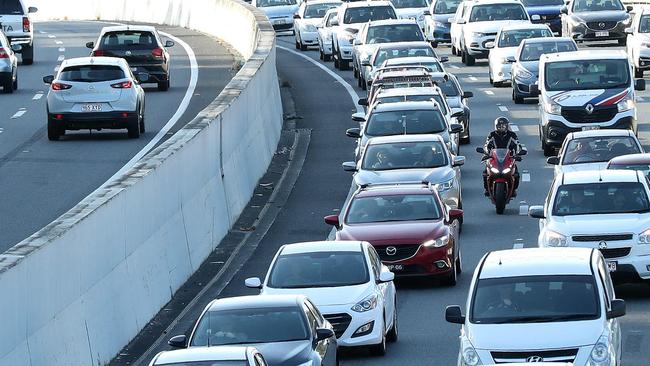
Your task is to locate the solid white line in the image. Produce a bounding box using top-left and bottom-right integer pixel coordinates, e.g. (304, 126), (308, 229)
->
(484, 90), (494, 95)
(55, 40), (63, 45)
(510, 124), (519, 132)
(57, 55), (65, 62)
(39, 31), (47, 34)
(58, 47), (65, 52)
(32, 93), (44, 100)
(469, 76), (478, 81)
(94, 31), (198, 191)
(449, 65), (460, 69)
(277, 45), (363, 114)
(11, 109), (26, 119)
(498, 105), (508, 112)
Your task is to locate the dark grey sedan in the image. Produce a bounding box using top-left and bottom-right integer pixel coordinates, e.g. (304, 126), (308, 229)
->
(168, 295), (338, 366)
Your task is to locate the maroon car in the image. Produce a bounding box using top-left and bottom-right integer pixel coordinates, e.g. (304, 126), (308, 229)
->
(324, 184), (463, 285)
(607, 153), (650, 177)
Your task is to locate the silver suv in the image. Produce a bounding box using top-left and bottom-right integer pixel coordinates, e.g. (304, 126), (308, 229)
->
(0, 0), (37, 64)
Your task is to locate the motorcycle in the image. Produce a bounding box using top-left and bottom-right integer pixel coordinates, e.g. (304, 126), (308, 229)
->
(476, 146), (527, 214)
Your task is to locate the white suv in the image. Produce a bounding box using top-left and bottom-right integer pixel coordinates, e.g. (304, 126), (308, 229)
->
(529, 169), (650, 280)
(0, 0), (37, 65)
(446, 247), (625, 366)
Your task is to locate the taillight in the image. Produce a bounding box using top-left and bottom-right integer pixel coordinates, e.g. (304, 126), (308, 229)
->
(151, 48), (164, 58)
(0, 48), (8, 59)
(92, 50), (105, 57)
(22, 17), (30, 33)
(51, 83), (72, 91)
(111, 81), (132, 89)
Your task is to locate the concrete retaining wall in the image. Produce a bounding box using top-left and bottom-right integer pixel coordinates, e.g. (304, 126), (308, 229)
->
(0, 1), (281, 365)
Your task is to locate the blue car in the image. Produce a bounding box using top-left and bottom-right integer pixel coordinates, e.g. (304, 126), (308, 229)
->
(522, 0), (563, 33)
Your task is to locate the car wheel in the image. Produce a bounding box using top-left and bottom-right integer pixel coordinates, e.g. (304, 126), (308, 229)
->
(513, 88), (523, 104)
(3, 76), (12, 94)
(21, 45), (33, 65)
(139, 106), (146, 133)
(353, 63), (359, 78)
(464, 48), (475, 66)
(635, 67), (644, 78)
(47, 120), (62, 141)
(12, 72), (17, 90)
(460, 121), (470, 144)
(489, 71), (494, 85)
(295, 39), (300, 49)
(319, 48), (324, 60)
(618, 38), (626, 46)
(158, 79), (170, 91)
(334, 53), (340, 69)
(361, 75), (367, 91)
(369, 320), (387, 356)
(340, 55), (350, 70)
(324, 52), (331, 61)
(386, 302), (398, 343)
(127, 117), (140, 139)
(442, 255), (458, 286)
(451, 44), (457, 56)
(300, 37), (307, 51)
(460, 49), (466, 63)
(542, 139), (554, 157)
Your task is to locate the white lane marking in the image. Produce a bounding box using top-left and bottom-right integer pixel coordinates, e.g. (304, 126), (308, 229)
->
(484, 90), (494, 95)
(638, 96), (645, 102)
(39, 31), (47, 34)
(510, 124), (519, 132)
(48, 34), (56, 38)
(95, 31), (198, 191)
(55, 40), (63, 45)
(469, 76), (478, 81)
(498, 105), (508, 112)
(277, 45), (363, 113)
(11, 109), (27, 119)
(449, 64), (460, 69)
(57, 55), (65, 62)
(58, 47), (65, 52)
(32, 93), (44, 100)
(522, 172), (531, 182)
(0, 127), (4, 133)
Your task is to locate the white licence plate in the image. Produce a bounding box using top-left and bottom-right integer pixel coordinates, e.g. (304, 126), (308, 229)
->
(595, 31), (609, 37)
(582, 126), (600, 131)
(387, 264), (404, 272)
(81, 104), (102, 112)
(607, 261), (617, 272)
(274, 19), (286, 25)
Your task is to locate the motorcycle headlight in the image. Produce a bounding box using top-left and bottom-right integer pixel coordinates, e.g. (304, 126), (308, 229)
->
(490, 167), (500, 174)
(461, 338), (482, 366)
(351, 294), (378, 313)
(638, 229), (650, 244)
(544, 99), (562, 115)
(515, 67), (533, 79)
(472, 31), (485, 38)
(437, 177), (454, 192)
(589, 335), (610, 365)
(542, 230), (568, 247)
(617, 94), (635, 113)
(502, 167), (511, 174)
(423, 235), (449, 248)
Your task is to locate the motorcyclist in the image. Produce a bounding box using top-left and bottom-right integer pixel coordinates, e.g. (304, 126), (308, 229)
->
(483, 117), (522, 196)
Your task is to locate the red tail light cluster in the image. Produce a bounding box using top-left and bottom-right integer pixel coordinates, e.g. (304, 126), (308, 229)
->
(92, 50), (105, 57)
(0, 48), (8, 59)
(151, 47), (164, 58)
(22, 17), (30, 33)
(111, 81), (132, 89)
(51, 83), (72, 91)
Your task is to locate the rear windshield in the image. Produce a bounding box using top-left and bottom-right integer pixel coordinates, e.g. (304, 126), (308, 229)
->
(258, 0), (297, 6)
(521, 0), (563, 5)
(99, 31), (158, 50)
(156, 362), (247, 366)
(59, 65), (126, 83)
(374, 47), (436, 66)
(366, 109), (447, 136)
(433, 0), (461, 14)
(390, 0), (429, 8)
(343, 6), (397, 24)
(0, 0), (23, 14)
(304, 3), (338, 18)
(432, 77), (460, 96)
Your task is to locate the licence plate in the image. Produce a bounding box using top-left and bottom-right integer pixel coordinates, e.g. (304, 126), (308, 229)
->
(581, 126), (600, 131)
(387, 264), (404, 272)
(607, 261), (617, 272)
(274, 19), (286, 25)
(81, 104), (102, 112)
(595, 31), (609, 37)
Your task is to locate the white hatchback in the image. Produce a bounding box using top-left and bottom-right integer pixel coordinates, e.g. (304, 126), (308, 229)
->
(245, 241), (398, 356)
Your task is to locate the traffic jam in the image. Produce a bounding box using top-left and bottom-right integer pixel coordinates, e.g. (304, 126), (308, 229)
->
(150, 0), (650, 365)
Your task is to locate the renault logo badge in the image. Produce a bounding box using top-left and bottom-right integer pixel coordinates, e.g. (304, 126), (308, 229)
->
(386, 246), (397, 256)
(526, 356), (544, 362)
(599, 241), (608, 249)
(585, 104), (594, 114)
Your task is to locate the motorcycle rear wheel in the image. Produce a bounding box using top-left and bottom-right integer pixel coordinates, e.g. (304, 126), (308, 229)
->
(494, 182), (507, 214)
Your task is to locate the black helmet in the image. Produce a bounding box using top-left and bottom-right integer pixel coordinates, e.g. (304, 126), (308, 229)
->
(494, 117), (509, 135)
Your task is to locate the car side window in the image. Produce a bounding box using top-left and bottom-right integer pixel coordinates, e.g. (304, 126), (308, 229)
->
(305, 299), (325, 327)
(545, 178), (556, 212)
(367, 246), (382, 278)
(597, 258), (615, 308)
(303, 302), (318, 332)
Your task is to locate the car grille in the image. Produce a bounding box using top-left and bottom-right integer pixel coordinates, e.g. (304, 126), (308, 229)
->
(561, 105), (617, 123)
(323, 313), (352, 338)
(572, 234), (633, 242)
(491, 348), (579, 363)
(273, 23), (293, 31)
(375, 244), (420, 262)
(600, 247), (632, 259)
(537, 13), (560, 21)
(587, 21), (617, 30)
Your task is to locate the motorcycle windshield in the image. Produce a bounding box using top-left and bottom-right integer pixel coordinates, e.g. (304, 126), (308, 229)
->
(492, 149), (511, 165)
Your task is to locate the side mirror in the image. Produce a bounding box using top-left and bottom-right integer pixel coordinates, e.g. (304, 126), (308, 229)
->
(423, 10), (431, 16)
(293, 13), (301, 19)
(245, 277), (262, 289)
(626, 5), (633, 12)
(475, 146), (486, 154)
(530, 14), (541, 21)
(625, 27), (633, 34)
(378, 271), (395, 283)
(635, 79), (646, 91)
(456, 19), (466, 24)
(518, 146), (528, 156)
(463, 91), (473, 98)
(28, 6), (37, 13)
(528, 205), (546, 219)
(546, 156), (560, 165)
(358, 97), (368, 106)
(43, 75), (54, 84)
(607, 299), (626, 319)
(440, 56), (449, 63)
(452, 156), (465, 167)
(506, 56), (516, 63)
(351, 113), (366, 122)
(361, 59), (371, 66)
(451, 111), (464, 118)
(10, 44), (21, 52)
(529, 84), (540, 96)
(85, 41), (94, 49)
(346, 128), (361, 138)
(342, 161), (358, 172)
(168, 335), (188, 348)
(136, 72), (150, 83)
(514, 155), (523, 162)
(324, 214), (340, 228)
(165, 40), (175, 48)
(449, 123), (463, 134)
(445, 305), (465, 324)
(449, 208), (463, 221)
(485, 41), (495, 49)
(315, 328), (335, 341)
(560, 5), (568, 14)
(353, 39), (362, 46)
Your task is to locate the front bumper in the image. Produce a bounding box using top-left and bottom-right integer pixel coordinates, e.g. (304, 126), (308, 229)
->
(337, 43), (353, 60)
(542, 115), (635, 148)
(466, 35), (495, 58)
(298, 30), (318, 45)
(319, 305), (384, 347)
(376, 243), (455, 278)
(512, 77), (537, 97)
(48, 111), (137, 130)
(492, 62), (512, 83)
(270, 18), (294, 31)
(569, 22), (627, 42)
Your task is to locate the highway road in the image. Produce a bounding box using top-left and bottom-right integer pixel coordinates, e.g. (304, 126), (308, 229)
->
(0, 21), (234, 253)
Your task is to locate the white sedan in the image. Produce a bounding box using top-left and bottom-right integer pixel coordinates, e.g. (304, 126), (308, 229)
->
(626, 7), (650, 78)
(317, 8), (339, 61)
(245, 240), (397, 356)
(294, 0), (341, 51)
(546, 129), (643, 177)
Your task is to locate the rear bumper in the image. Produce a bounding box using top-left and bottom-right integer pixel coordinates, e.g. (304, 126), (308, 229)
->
(48, 111), (137, 130)
(129, 63), (169, 82)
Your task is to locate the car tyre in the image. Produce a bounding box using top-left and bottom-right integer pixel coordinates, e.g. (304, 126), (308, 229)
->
(386, 303), (398, 343)
(127, 117), (140, 139)
(47, 121), (62, 141)
(442, 255), (458, 286)
(158, 79), (170, 91)
(295, 39), (300, 49)
(361, 75), (367, 90)
(635, 67), (644, 78)
(12, 72), (17, 90)
(541, 137), (554, 157)
(513, 88), (523, 104)
(324, 52), (331, 61)
(334, 50), (340, 69)
(21, 45), (33, 65)
(3, 76), (12, 94)
(464, 48), (475, 66)
(460, 121), (470, 144)
(369, 321), (387, 356)
(319, 48), (324, 60)
(451, 44), (457, 56)
(139, 105), (146, 133)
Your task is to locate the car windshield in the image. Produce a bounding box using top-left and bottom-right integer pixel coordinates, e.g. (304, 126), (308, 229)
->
(573, 0), (623, 12)
(433, 0), (461, 14)
(469, 4), (528, 22)
(347, 194), (441, 223)
(0, 0), (23, 14)
(366, 109), (447, 136)
(544, 59), (630, 91)
(157, 362), (247, 366)
(343, 6), (397, 24)
(521, 0), (563, 6)
(519, 41), (577, 61)
(639, 15), (650, 33)
(257, 0), (296, 7)
(59, 65), (126, 83)
(561, 136), (641, 165)
(367, 24), (424, 43)
(552, 182), (650, 216)
(390, 0), (429, 8)
(362, 141), (448, 170)
(498, 28), (552, 48)
(99, 31), (158, 50)
(305, 3), (339, 18)
(471, 275), (600, 324)
(190, 307), (309, 346)
(373, 47), (436, 66)
(432, 77), (460, 96)
(268, 251), (369, 288)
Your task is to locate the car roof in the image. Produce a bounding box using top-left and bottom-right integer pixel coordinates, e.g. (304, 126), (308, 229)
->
(500, 23), (550, 32)
(343, 0), (393, 8)
(376, 86), (441, 97)
(154, 347), (250, 364)
(280, 241), (365, 255)
(372, 100), (440, 112)
(541, 49), (627, 63)
(567, 128), (633, 139)
(608, 153), (650, 165)
(305, 0), (341, 5)
(479, 248), (594, 279)
(206, 294), (305, 311)
(100, 25), (158, 33)
(559, 169), (642, 185)
(522, 36), (574, 45)
(367, 133), (445, 145)
(60, 57), (128, 68)
(385, 56), (439, 65)
(368, 19), (418, 27)
(468, 0), (525, 6)
(355, 184), (438, 197)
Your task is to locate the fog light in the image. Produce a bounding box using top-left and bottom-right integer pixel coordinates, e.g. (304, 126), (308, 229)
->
(435, 260), (448, 269)
(55, 114), (63, 120)
(642, 61), (646, 66)
(121, 112), (129, 118)
(352, 321), (374, 338)
(646, 265), (650, 271)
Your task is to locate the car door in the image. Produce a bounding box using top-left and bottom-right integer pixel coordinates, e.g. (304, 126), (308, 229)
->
(450, 3), (465, 49)
(304, 300), (336, 366)
(596, 258), (622, 363)
(367, 245), (395, 330)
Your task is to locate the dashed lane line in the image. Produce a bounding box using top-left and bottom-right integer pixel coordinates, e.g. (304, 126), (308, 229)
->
(449, 65), (460, 69)
(58, 47), (65, 52)
(468, 76), (478, 81)
(498, 105), (508, 112)
(55, 40), (63, 45)
(47, 34), (55, 38)
(510, 124), (519, 132)
(57, 55), (65, 62)
(11, 109), (27, 119)
(484, 90), (494, 95)
(32, 93), (44, 100)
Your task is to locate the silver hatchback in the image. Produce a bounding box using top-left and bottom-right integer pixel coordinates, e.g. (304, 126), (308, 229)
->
(0, 30), (20, 94)
(44, 57), (146, 140)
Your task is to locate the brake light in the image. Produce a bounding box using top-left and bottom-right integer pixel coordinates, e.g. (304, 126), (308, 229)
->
(0, 48), (8, 59)
(22, 17), (30, 33)
(51, 83), (72, 91)
(92, 50), (105, 57)
(151, 47), (164, 58)
(111, 81), (132, 89)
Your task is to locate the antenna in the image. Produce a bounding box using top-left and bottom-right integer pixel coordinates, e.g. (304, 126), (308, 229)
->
(498, 257), (502, 265)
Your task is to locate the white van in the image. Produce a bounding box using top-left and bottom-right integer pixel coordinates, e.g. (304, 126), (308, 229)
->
(531, 50), (645, 156)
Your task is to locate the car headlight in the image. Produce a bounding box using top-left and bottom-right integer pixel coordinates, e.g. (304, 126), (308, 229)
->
(544, 99), (562, 115)
(638, 229), (650, 244)
(515, 67), (533, 79)
(589, 335), (610, 365)
(437, 177), (454, 192)
(304, 24), (317, 32)
(617, 94), (635, 113)
(461, 338), (482, 366)
(472, 31), (485, 38)
(619, 16), (631, 26)
(352, 294), (378, 313)
(542, 230), (568, 247)
(423, 235), (449, 248)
